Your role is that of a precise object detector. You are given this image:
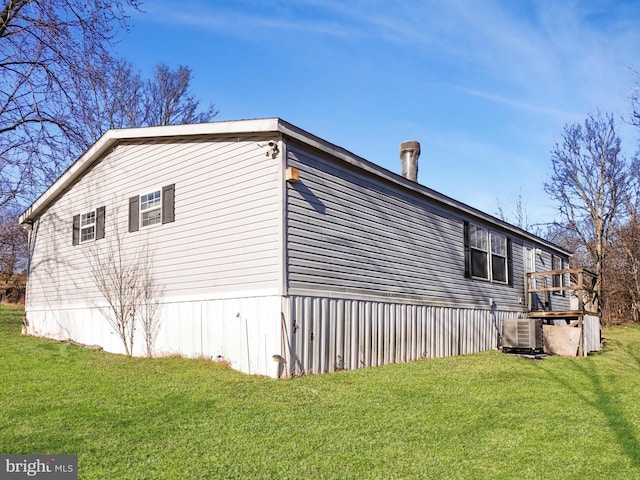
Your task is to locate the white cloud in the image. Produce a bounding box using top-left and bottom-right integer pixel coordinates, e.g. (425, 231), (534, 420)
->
(452, 86), (582, 119)
(264, 1), (640, 117)
(139, 1), (357, 38)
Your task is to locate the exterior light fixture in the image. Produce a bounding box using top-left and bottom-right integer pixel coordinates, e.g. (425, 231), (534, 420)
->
(258, 141), (280, 159)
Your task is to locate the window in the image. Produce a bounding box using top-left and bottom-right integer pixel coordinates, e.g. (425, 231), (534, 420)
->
(140, 190), (162, 227)
(469, 225), (489, 279)
(129, 184), (175, 232)
(72, 206), (105, 246)
(464, 222), (511, 284)
(491, 232), (508, 283)
(552, 255), (565, 296)
(80, 211), (96, 242)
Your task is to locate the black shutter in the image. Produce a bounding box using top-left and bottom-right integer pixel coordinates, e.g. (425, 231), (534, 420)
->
(507, 238), (513, 287)
(129, 196), (139, 232)
(162, 183), (175, 224)
(96, 206), (106, 240)
(72, 214), (80, 246)
(463, 221), (471, 278)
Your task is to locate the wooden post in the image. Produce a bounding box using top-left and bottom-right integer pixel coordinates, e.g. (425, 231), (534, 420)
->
(577, 270), (584, 312)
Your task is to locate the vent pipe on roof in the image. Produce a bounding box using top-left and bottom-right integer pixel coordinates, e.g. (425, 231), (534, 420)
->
(400, 140), (420, 182)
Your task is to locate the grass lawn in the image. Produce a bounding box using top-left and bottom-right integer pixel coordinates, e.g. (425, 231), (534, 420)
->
(1, 304), (640, 479)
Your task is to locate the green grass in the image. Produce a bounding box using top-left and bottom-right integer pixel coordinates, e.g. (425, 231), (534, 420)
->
(2, 304), (640, 479)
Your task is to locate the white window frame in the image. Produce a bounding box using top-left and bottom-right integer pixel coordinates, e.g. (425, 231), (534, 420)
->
(490, 232), (508, 283)
(469, 224), (509, 284)
(552, 255), (565, 296)
(469, 225), (490, 280)
(80, 210), (96, 243)
(140, 189), (162, 228)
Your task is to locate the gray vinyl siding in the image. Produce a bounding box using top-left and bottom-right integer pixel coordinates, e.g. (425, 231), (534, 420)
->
(529, 249), (571, 311)
(27, 135), (283, 309)
(285, 142), (568, 311)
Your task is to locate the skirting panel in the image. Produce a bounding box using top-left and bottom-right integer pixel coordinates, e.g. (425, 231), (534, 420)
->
(283, 295), (520, 375)
(583, 315), (602, 354)
(25, 295), (283, 377)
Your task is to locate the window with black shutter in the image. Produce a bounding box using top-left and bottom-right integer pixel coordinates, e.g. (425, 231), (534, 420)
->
(463, 222), (511, 284)
(129, 184), (175, 232)
(72, 206), (106, 245)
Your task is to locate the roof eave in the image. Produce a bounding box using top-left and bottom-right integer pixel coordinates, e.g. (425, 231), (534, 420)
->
(19, 117), (570, 257)
(276, 120), (570, 256)
(19, 118), (283, 224)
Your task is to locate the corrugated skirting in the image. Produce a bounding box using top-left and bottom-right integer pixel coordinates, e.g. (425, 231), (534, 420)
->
(583, 315), (602, 354)
(283, 295), (520, 375)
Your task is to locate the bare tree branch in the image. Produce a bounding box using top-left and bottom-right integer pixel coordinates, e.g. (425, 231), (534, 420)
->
(545, 111), (632, 322)
(73, 61), (219, 147)
(85, 203), (163, 357)
(0, 0), (142, 206)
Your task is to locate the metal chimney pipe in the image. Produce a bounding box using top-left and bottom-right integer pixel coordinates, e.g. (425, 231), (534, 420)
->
(400, 140), (420, 182)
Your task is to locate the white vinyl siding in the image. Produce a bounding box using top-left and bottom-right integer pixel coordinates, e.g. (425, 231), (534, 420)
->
(27, 135), (282, 309)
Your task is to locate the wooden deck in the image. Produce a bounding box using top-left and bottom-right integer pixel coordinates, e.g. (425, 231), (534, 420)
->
(525, 268), (599, 356)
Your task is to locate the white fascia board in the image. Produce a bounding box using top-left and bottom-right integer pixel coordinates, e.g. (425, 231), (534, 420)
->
(108, 117), (282, 140)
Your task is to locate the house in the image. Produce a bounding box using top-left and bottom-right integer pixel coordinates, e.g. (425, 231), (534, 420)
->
(20, 118), (587, 377)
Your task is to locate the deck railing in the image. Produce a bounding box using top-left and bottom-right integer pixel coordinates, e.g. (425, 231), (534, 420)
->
(526, 268), (597, 315)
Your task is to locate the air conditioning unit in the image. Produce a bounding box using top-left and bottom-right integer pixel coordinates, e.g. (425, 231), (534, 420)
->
(502, 318), (543, 352)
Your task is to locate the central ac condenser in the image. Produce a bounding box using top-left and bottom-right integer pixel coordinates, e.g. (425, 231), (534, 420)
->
(502, 318), (543, 352)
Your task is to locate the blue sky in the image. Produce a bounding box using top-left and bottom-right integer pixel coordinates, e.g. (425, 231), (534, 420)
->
(117, 0), (640, 227)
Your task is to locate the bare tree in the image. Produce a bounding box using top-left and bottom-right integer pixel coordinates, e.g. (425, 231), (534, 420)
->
(495, 192), (535, 231)
(143, 63), (218, 127)
(72, 59), (147, 148)
(0, 0), (141, 207)
(605, 157), (640, 323)
(85, 206), (163, 357)
(0, 202), (27, 282)
(86, 214), (141, 356)
(544, 111), (633, 318)
(138, 245), (163, 358)
(630, 68), (640, 129)
(606, 214), (640, 323)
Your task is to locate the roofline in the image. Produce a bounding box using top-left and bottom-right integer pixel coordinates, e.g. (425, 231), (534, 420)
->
(19, 117), (571, 256)
(19, 118), (283, 224)
(276, 120), (571, 256)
